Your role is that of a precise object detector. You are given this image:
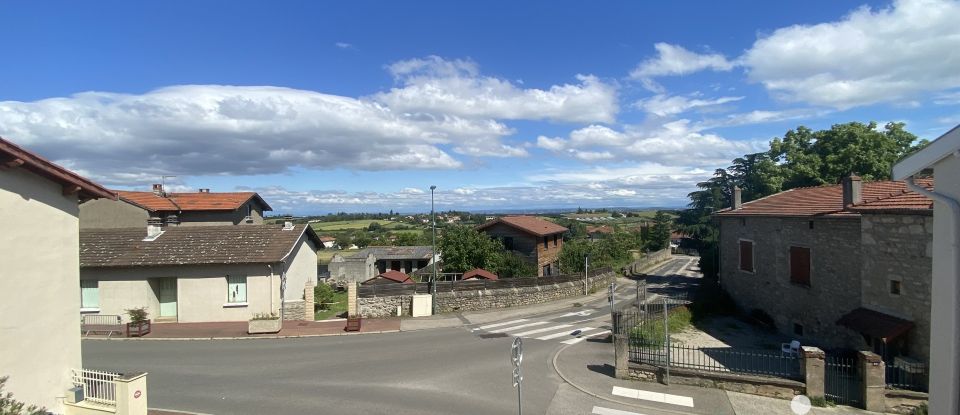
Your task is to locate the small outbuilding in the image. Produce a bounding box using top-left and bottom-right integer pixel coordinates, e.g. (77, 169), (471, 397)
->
(462, 268), (498, 281)
(362, 270), (414, 285)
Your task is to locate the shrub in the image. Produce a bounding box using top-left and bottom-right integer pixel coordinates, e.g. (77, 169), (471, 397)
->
(125, 307), (149, 324)
(809, 396), (828, 407)
(0, 376), (46, 415)
(314, 283), (338, 310)
(912, 403), (928, 415)
(251, 312), (278, 320)
(630, 306), (692, 347)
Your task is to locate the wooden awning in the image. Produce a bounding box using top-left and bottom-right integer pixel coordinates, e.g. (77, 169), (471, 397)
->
(837, 307), (914, 343)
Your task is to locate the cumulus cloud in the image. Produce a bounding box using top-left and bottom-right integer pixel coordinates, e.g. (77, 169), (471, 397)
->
(0, 85), (531, 185)
(635, 94), (744, 116)
(399, 187), (425, 194)
(537, 120), (759, 167)
(630, 43), (736, 92)
(334, 42), (354, 49)
(742, 0), (960, 109)
(375, 56), (618, 123)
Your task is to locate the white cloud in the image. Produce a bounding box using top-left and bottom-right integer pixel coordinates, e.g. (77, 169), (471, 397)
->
(452, 187), (476, 195)
(742, 0), (960, 109)
(608, 189), (636, 197)
(400, 187), (425, 194)
(0, 85), (530, 184)
(334, 42), (354, 49)
(635, 94), (744, 116)
(537, 119), (760, 167)
(630, 43), (735, 92)
(375, 56), (618, 123)
(934, 90), (960, 105)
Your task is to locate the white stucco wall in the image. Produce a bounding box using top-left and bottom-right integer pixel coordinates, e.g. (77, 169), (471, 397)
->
(929, 154), (960, 414)
(82, 264), (280, 323)
(283, 234), (319, 301)
(0, 167), (82, 412)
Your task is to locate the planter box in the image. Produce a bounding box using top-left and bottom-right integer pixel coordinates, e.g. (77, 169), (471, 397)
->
(126, 320), (151, 337)
(248, 318), (282, 334)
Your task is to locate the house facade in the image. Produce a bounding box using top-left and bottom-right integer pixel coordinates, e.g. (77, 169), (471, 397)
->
(328, 246), (434, 283)
(0, 137), (114, 412)
(716, 177), (933, 366)
(80, 185), (272, 229)
(80, 223), (321, 323)
(477, 216), (568, 277)
(892, 124), (960, 415)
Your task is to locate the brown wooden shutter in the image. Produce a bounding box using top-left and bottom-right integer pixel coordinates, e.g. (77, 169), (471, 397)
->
(739, 240), (753, 272)
(790, 246), (811, 286)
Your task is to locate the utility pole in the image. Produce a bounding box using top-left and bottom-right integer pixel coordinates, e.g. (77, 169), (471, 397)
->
(583, 255), (589, 295)
(430, 185), (437, 315)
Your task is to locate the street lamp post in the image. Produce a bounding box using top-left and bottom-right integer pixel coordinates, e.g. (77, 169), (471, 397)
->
(430, 185), (437, 315)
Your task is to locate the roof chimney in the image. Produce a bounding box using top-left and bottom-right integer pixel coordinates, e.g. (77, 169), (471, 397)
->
(199, 188), (210, 193)
(165, 214), (179, 226)
(144, 217), (165, 241)
(152, 183), (164, 196)
(733, 186), (743, 210)
(842, 175), (862, 208)
(282, 214), (294, 230)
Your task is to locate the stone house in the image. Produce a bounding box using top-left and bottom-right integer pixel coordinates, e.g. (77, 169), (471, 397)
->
(892, 123), (960, 415)
(80, 184), (273, 229)
(328, 245), (434, 283)
(477, 216), (568, 276)
(79, 222), (321, 322)
(0, 136), (115, 412)
(715, 176), (933, 366)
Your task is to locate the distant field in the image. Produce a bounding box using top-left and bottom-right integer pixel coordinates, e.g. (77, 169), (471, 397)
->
(310, 219), (412, 232)
(317, 248), (359, 264)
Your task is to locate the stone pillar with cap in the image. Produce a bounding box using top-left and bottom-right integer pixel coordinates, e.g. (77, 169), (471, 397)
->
(859, 350), (886, 412)
(801, 346), (826, 399)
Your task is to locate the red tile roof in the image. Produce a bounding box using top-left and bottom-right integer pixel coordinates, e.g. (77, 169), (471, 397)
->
(116, 191), (272, 212)
(716, 179), (933, 217)
(586, 225), (614, 234)
(476, 215), (568, 236)
(0, 136), (115, 201)
(837, 307), (914, 342)
(462, 268), (499, 280)
(364, 270), (413, 284)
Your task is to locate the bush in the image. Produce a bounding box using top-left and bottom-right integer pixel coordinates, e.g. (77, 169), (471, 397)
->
(314, 283), (338, 310)
(125, 307), (149, 324)
(809, 396), (828, 407)
(251, 312), (278, 320)
(630, 306), (692, 347)
(0, 376), (46, 415)
(912, 403), (928, 415)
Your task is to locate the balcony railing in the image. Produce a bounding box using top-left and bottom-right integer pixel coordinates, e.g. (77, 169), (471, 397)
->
(71, 368), (120, 407)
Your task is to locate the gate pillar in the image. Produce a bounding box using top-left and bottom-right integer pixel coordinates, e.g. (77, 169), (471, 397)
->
(858, 351), (886, 412)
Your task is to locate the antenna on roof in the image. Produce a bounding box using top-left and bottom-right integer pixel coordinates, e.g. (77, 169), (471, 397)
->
(159, 175), (177, 197)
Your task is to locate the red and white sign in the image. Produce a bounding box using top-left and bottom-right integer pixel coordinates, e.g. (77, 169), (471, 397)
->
(134, 390), (142, 399)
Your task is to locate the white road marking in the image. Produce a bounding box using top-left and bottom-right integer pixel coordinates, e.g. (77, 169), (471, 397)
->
(559, 310), (593, 317)
(477, 319), (527, 330)
(512, 324), (572, 337)
(560, 329), (610, 345)
(535, 326), (595, 340)
(490, 321), (550, 333)
(591, 406), (645, 415)
(611, 386), (694, 408)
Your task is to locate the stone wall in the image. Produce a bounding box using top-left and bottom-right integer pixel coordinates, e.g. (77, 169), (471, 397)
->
(628, 364), (805, 399)
(627, 248), (672, 274)
(358, 272), (614, 318)
(719, 216), (864, 350)
(860, 213), (932, 362)
(885, 388), (929, 414)
(282, 299), (305, 321)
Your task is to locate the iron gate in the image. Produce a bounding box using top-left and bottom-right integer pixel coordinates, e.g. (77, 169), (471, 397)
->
(825, 355), (862, 408)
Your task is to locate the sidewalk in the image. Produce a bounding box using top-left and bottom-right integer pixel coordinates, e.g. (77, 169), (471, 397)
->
(84, 318), (400, 340)
(553, 336), (883, 415)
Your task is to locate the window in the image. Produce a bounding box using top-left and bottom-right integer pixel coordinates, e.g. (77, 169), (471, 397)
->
(890, 280), (902, 295)
(740, 218), (746, 226)
(553, 235), (558, 247)
(789, 246), (811, 286)
(793, 323), (804, 337)
(227, 275), (247, 303)
(502, 237), (514, 251)
(543, 236), (549, 249)
(808, 221), (814, 229)
(738, 240), (754, 273)
(80, 280), (99, 310)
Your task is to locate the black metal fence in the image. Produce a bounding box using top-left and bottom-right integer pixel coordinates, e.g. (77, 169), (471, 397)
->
(825, 355), (862, 407)
(885, 360), (928, 392)
(358, 267), (613, 297)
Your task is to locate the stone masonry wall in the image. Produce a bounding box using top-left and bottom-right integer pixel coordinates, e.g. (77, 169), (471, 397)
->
(719, 216), (864, 350)
(282, 299), (305, 321)
(861, 213), (933, 362)
(358, 272), (614, 318)
(627, 248), (672, 274)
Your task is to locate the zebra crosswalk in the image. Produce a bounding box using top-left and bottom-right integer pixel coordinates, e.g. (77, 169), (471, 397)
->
(472, 317), (610, 344)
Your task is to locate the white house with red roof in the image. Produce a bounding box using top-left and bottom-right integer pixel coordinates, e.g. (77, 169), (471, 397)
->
(80, 184), (272, 229)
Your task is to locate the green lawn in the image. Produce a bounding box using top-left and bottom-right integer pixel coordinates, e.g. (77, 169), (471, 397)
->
(314, 290), (348, 320)
(310, 219), (394, 231)
(317, 248), (359, 264)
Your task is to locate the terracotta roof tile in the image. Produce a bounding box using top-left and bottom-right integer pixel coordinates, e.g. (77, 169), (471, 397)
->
(716, 179), (933, 217)
(364, 270), (413, 284)
(116, 191), (272, 212)
(80, 224), (319, 268)
(462, 268), (499, 280)
(0, 136), (114, 201)
(476, 216), (568, 236)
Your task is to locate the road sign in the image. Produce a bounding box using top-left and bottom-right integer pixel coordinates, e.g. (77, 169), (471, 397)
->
(608, 282), (616, 307)
(511, 337), (523, 415)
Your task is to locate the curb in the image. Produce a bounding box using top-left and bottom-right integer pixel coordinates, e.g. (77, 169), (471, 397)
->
(149, 408), (214, 415)
(83, 329), (400, 341)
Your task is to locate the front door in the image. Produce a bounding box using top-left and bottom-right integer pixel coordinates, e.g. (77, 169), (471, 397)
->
(159, 278), (178, 318)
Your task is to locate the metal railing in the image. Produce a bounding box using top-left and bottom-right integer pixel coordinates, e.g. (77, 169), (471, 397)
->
(359, 267), (613, 297)
(71, 368), (120, 406)
(632, 342), (803, 380)
(886, 360), (928, 392)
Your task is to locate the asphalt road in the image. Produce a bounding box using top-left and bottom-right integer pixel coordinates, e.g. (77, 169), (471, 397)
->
(83, 256), (706, 415)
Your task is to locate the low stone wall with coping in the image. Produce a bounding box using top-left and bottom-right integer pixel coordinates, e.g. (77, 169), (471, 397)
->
(885, 388), (928, 414)
(627, 248), (672, 274)
(628, 363), (805, 399)
(358, 272), (615, 318)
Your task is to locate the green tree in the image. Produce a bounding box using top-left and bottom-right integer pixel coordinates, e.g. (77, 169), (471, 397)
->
(0, 376), (45, 415)
(496, 252), (537, 278)
(646, 211), (672, 251)
(437, 225), (504, 273)
(367, 222), (384, 232)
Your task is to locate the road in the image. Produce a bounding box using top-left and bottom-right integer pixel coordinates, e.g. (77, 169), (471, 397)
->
(84, 256), (715, 415)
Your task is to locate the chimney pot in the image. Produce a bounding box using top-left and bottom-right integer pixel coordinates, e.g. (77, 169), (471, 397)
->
(199, 188), (210, 193)
(165, 214), (179, 226)
(145, 217), (165, 240)
(152, 183), (164, 196)
(733, 186), (743, 210)
(842, 175), (862, 208)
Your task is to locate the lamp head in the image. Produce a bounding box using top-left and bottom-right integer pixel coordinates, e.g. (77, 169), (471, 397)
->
(430, 185), (437, 190)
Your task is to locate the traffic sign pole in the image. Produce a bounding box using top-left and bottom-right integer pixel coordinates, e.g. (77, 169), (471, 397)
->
(511, 337), (524, 415)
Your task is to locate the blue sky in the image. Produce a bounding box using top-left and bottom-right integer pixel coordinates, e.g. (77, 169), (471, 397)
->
(2, 0), (959, 214)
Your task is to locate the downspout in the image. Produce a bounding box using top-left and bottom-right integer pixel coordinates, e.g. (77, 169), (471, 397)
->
(906, 176), (960, 414)
(267, 264), (274, 315)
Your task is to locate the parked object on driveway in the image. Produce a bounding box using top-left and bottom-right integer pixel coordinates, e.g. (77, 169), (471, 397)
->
(125, 307), (151, 337)
(82, 314), (123, 337)
(345, 316), (362, 332)
(248, 312), (281, 334)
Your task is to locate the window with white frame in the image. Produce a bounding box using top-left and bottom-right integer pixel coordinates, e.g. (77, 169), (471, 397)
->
(227, 275), (247, 303)
(80, 280), (99, 309)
